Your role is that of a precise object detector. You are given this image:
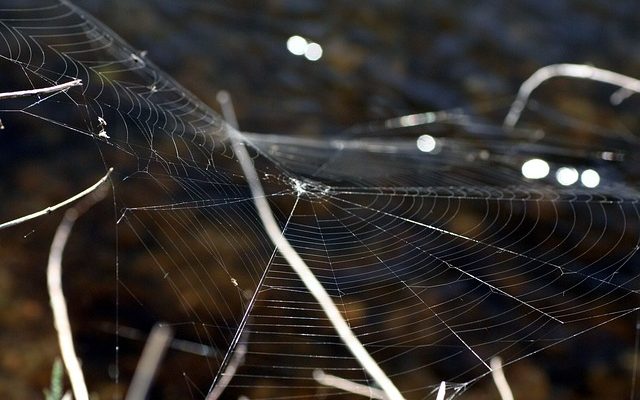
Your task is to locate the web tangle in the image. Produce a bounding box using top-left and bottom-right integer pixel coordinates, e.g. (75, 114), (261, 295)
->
(1, 1), (639, 399)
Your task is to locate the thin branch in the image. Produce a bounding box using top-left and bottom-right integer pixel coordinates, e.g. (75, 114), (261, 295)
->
(504, 63), (640, 129)
(216, 90), (239, 129)
(213, 127), (404, 400)
(0, 78), (82, 101)
(313, 369), (387, 400)
(47, 170), (112, 400)
(0, 167), (113, 230)
(125, 323), (174, 400)
(490, 357), (514, 400)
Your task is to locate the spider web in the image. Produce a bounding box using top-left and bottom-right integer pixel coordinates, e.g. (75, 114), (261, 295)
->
(1, 1), (640, 399)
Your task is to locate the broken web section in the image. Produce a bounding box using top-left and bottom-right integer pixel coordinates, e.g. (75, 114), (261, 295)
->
(1, 1), (640, 399)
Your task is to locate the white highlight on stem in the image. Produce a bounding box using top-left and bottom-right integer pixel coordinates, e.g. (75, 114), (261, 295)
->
(0, 168), (113, 230)
(216, 90), (239, 129)
(228, 127), (404, 400)
(490, 357), (514, 400)
(435, 381), (446, 400)
(0, 79), (82, 101)
(313, 369), (387, 400)
(504, 63), (640, 129)
(47, 170), (112, 400)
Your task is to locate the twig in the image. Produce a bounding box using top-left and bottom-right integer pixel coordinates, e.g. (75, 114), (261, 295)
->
(216, 90), (239, 129)
(490, 357), (514, 400)
(213, 127), (405, 400)
(0, 168), (113, 230)
(504, 63), (640, 129)
(630, 311), (640, 400)
(211, 93), (252, 399)
(47, 169), (112, 400)
(125, 323), (174, 400)
(313, 369), (387, 400)
(0, 78), (82, 101)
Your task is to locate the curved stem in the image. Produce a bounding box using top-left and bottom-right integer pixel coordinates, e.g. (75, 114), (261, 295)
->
(504, 63), (640, 129)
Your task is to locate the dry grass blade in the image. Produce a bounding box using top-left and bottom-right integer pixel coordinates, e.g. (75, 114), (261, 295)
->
(504, 63), (640, 129)
(218, 127), (405, 400)
(47, 169), (112, 400)
(490, 357), (514, 400)
(313, 369), (388, 400)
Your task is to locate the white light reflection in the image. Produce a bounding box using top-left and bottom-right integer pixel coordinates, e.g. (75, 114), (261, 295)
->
(580, 169), (600, 188)
(416, 134), (436, 152)
(287, 35), (323, 61)
(305, 42), (323, 61)
(555, 167), (579, 186)
(287, 35), (307, 56)
(521, 158), (549, 180)
(601, 151), (615, 161)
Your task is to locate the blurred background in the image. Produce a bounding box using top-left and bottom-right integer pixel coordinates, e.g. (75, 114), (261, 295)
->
(1, 0), (640, 399)
(79, 0), (640, 134)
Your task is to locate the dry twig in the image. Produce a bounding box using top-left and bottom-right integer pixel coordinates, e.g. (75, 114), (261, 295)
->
(490, 357), (514, 400)
(47, 169), (112, 400)
(504, 63), (640, 129)
(0, 79), (82, 101)
(0, 168), (113, 230)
